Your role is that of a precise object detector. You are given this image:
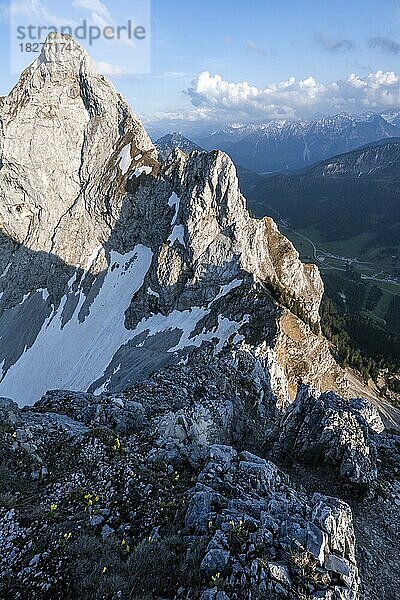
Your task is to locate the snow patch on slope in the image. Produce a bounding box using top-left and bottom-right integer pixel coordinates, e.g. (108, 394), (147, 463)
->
(167, 193), (184, 245)
(0, 263), (11, 279)
(90, 278), (248, 394)
(214, 279), (242, 302)
(168, 192), (180, 221)
(133, 166), (153, 177)
(118, 143), (132, 175)
(0, 246), (153, 405)
(167, 225), (185, 246)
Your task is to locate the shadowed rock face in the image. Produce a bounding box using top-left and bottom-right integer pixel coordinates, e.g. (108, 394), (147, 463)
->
(0, 34), (336, 407)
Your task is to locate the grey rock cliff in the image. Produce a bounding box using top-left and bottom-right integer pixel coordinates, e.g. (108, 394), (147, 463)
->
(0, 33), (155, 255)
(277, 386), (384, 485)
(0, 34), (340, 407)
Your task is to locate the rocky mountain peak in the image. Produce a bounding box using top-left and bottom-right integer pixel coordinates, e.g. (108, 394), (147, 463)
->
(0, 33), (156, 260)
(155, 131), (204, 161)
(30, 31), (96, 79)
(0, 36), (358, 410)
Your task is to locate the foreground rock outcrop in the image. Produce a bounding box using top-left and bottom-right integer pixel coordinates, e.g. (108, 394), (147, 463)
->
(1, 350), (399, 599)
(278, 386), (384, 486)
(0, 383), (357, 600)
(189, 447), (359, 600)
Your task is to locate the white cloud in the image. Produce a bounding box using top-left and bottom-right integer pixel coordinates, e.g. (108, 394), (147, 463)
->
(72, 0), (135, 47)
(73, 0), (111, 29)
(96, 61), (131, 77)
(143, 108), (217, 139)
(72, 0), (111, 18)
(246, 41), (269, 56)
(7, 0), (77, 27)
(184, 70), (400, 122)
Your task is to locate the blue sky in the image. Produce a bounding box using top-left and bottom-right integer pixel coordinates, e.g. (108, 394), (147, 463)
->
(1, 0), (399, 134)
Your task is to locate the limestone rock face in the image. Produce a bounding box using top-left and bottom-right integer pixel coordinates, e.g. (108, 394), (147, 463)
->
(0, 33), (156, 259)
(157, 149), (324, 322)
(278, 386), (385, 485)
(0, 34), (332, 406)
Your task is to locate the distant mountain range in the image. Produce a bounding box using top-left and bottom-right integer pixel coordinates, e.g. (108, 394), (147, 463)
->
(155, 132), (203, 160)
(380, 109), (400, 129)
(250, 138), (400, 246)
(306, 138), (400, 178)
(194, 112), (400, 173)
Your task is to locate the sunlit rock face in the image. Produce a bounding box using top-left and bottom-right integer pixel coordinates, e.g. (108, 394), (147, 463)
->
(0, 33), (156, 259)
(0, 34), (335, 407)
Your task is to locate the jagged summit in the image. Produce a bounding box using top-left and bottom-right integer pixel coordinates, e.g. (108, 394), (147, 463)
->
(29, 32), (96, 75)
(0, 35), (367, 412)
(155, 132), (204, 160)
(0, 34), (156, 259)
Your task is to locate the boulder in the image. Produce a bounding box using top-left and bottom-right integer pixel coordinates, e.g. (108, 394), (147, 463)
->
(278, 385), (384, 485)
